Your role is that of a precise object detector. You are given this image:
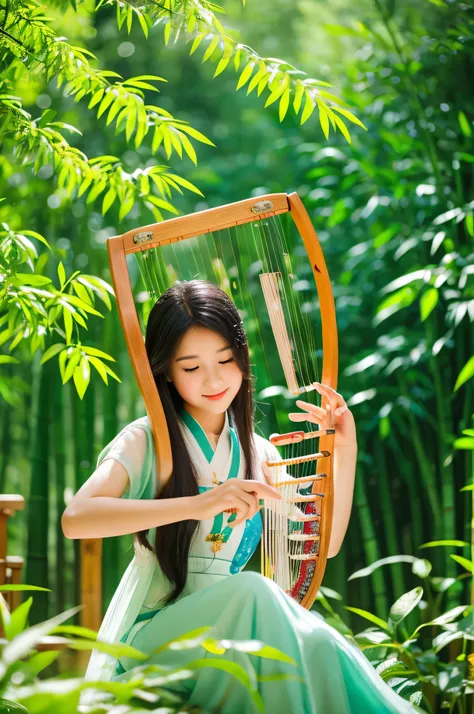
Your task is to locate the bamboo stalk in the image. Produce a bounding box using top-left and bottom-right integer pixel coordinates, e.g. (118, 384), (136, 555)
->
(353, 462), (389, 619)
(397, 375), (442, 535)
(25, 356), (51, 623)
(425, 317), (459, 610)
(0, 373), (12, 493)
(102, 308), (122, 613)
(373, 438), (406, 600)
(54, 368), (66, 616)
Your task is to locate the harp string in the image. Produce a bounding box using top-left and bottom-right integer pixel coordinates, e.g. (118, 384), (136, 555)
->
(133, 214), (325, 598)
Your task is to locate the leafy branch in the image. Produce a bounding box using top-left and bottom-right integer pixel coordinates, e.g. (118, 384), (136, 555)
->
(106, 0), (366, 141)
(0, 223), (120, 400)
(1, 91), (204, 220)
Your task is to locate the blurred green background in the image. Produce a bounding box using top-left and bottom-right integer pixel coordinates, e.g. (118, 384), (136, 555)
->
(1, 0), (473, 646)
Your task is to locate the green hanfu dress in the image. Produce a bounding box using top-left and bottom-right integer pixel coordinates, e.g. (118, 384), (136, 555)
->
(82, 410), (420, 714)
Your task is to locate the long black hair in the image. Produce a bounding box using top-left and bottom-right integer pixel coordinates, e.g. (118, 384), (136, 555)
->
(135, 280), (257, 603)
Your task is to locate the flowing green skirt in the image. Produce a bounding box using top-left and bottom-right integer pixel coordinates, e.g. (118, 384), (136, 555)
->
(116, 571), (420, 714)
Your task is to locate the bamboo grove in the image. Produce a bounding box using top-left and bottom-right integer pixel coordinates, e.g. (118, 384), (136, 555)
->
(0, 0), (473, 680)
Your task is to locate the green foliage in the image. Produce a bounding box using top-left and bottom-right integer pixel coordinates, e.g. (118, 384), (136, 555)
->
(0, 586), (299, 714)
(316, 543), (474, 713)
(109, 0), (363, 138)
(0, 0), (361, 399)
(0, 225), (117, 402)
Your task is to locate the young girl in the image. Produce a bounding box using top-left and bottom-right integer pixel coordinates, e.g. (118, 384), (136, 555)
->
(63, 280), (419, 714)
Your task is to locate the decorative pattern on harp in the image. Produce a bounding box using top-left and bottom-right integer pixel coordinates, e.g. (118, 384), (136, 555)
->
(107, 192), (338, 611)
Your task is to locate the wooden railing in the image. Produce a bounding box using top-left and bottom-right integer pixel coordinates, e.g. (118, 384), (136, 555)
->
(0, 495), (101, 655)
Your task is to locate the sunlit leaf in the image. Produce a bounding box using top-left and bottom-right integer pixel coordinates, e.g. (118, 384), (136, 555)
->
(344, 607), (390, 632)
(458, 111), (472, 138)
(40, 343), (66, 365)
(388, 587), (423, 627)
(450, 555), (474, 573)
(419, 540), (469, 548)
(454, 355), (474, 391)
(420, 287), (438, 321)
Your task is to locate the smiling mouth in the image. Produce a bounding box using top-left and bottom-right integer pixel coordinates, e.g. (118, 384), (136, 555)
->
(203, 389), (228, 400)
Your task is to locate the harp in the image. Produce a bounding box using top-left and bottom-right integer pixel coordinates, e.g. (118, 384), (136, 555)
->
(99, 192), (337, 612)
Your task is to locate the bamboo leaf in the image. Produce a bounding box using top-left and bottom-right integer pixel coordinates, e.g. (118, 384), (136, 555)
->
(333, 114), (351, 144)
(420, 287), (438, 321)
(419, 540), (470, 548)
(0, 355), (20, 364)
(40, 343), (66, 364)
(73, 357), (90, 399)
(125, 105), (137, 142)
(332, 105), (367, 130)
(247, 64), (267, 94)
(236, 62), (255, 90)
(202, 35), (220, 63)
(63, 349), (82, 384)
(5, 597), (33, 640)
(176, 124), (215, 146)
(167, 173), (204, 196)
(465, 213), (474, 236)
(450, 555), (474, 573)
(184, 658), (264, 712)
(101, 362), (121, 383)
(119, 198), (135, 220)
(102, 189), (117, 215)
(454, 355), (474, 391)
(21, 230), (50, 248)
(279, 89), (290, 122)
(458, 111), (472, 138)
(344, 607), (391, 632)
(179, 133), (198, 165)
(388, 587), (423, 627)
(2, 605), (81, 665)
(349, 555), (417, 580)
(187, 13), (197, 33)
(293, 83), (305, 114)
(317, 102), (330, 138)
(57, 262), (66, 289)
(214, 56), (230, 78)
(190, 34), (205, 56)
(147, 195), (180, 215)
(88, 356), (109, 384)
(64, 309), (73, 344)
(163, 21), (171, 46)
(137, 11), (149, 39)
(455, 438), (474, 451)
(300, 92), (315, 125)
(10, 274), (51, 287)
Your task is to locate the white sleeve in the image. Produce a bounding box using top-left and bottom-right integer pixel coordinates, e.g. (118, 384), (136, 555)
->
(100, 425), (150, 499)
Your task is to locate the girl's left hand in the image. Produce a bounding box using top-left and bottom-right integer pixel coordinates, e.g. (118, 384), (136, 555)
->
(288, 382), (357, 451)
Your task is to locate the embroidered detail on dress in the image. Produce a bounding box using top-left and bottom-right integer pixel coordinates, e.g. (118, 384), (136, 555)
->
(230, 512), (263, 574)
(206, 533), (225, 553)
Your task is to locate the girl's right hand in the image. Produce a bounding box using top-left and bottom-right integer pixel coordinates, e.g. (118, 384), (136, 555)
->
(194, 480), (282, 528)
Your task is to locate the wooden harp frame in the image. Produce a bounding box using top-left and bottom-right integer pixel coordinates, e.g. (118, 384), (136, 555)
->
(92, 191), (338, 613)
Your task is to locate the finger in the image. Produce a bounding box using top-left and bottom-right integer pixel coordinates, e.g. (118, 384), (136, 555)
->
(237, 480), (282, 499)
(313, 383), (346, 411)
(230, 493), (257, 526)
(295, 400), (327, 418)
(288, 411), (321, 424)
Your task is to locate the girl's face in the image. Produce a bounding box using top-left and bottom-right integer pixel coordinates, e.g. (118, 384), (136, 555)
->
(167, 326), (244, 416)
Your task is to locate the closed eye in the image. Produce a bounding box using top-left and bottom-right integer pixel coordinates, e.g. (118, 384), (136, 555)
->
(183, 357), (234, 373)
